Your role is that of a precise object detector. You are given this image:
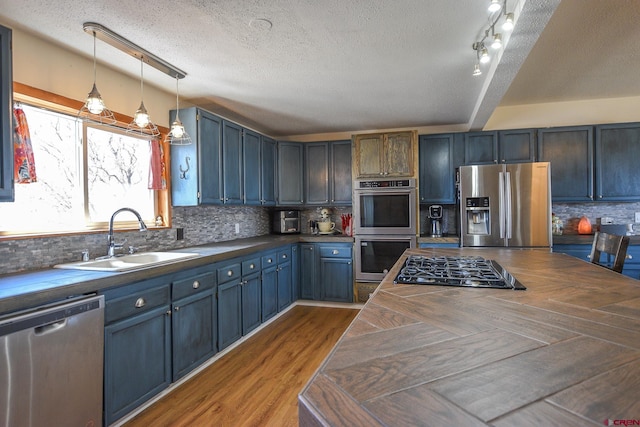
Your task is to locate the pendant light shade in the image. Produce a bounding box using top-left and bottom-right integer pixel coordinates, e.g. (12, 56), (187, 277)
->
(127, 59), (159, 137)
(77, 31), (116, 124)
(165, 76), (192, 145)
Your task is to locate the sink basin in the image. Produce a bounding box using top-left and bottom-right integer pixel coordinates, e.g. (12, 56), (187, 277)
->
(54, 252), (200, 272)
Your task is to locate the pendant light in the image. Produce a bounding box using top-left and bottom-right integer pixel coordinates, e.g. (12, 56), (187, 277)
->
(165, 76), (192, 145)
(77, 31), (116, 124)
(127, 58), (159, 137)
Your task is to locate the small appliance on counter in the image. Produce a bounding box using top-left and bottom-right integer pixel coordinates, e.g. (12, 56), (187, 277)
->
(317, 208), (336, 234)
(273, 210), (300, 234)
(428, 205), (443, 237)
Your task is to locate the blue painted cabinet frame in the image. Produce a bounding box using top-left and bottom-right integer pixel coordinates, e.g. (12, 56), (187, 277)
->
(0, 25), (13, 202)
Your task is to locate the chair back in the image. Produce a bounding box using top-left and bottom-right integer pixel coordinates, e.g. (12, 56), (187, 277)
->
(589, 231), (630, 273)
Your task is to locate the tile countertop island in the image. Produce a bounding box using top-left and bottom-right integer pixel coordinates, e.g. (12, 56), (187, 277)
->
(299, 247), (640, 426)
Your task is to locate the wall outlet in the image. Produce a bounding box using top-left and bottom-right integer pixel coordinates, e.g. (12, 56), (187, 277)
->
(635, 212), (640, 223)
(235, 223), (240, 234)
(176, 227), (184, 240)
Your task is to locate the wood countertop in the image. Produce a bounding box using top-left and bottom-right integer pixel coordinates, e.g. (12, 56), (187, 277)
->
(299, 247), (640, 426)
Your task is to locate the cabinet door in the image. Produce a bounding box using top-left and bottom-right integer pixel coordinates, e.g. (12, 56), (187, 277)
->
(305, 142), (329, 205)
(595, 122), (640, 201)
(170, 108), (222, 206)
(277, 260), (292, 310)
(172, 289), (216, 381)
(385, 132), (414, 177)
(331, 140), (352, 205)
(537, 126), (594, 202)
(260, 136), (277, 205)
(217, 278), (241, 350)
(464, 131), (498, 165)
(419, 134), (455, 204)
(291, 244), (300, 301)
(104, 305), (171, 425)
(277, 142), (304, 205)
(261, 265), (278, 321)
(222, 120), (243, 204)
(300, 244), (318, 300)
(0, 25), (13, 202)
(241, 272), (262, 334)
(498, 129), (536, 163)
(243, 129), (262, 205)
(319, 257), (353, 302)
(354, 133), (384, 177)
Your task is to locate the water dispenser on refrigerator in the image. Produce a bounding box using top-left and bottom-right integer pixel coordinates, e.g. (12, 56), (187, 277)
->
(465, 197), (490, 235)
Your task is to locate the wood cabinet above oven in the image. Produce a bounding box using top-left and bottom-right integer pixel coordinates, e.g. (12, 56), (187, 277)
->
(352, 130), (417, 179)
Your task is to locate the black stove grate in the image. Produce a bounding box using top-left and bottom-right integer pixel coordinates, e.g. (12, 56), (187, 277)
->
(393, 255), (525, 290)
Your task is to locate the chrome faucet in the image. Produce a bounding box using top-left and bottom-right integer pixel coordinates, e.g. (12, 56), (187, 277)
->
(107, 207), (148, 257)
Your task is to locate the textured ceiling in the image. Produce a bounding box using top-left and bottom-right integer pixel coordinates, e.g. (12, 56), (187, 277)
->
(0, 0), (637, 138)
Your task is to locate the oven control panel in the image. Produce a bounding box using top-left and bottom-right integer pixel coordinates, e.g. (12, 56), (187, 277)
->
(357, 178), (415, 188)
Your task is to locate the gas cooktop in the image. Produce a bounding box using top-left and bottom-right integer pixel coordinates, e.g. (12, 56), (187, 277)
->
(393, 255), (526, 290)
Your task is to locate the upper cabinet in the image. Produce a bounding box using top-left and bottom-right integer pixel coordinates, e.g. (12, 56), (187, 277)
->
(464, 131), (498, 165)
(537, 125), (594, 202)
(277, 142), (304, 205)
(595, 122), (640, 201)
(242, 128), (261, 205)
(418, 134), (456, 204)
(353, 131), (416, 178)
(0, 25), (13, 202)
(304, 140), (352, 206)
(260, 136), (277, 206)
(171, 108), (223, 206)
(222, 120), (243, 204)
(464, 130), (535, 165)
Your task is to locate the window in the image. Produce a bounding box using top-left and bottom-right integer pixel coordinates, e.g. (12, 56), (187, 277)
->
(0, 103), (160, 234)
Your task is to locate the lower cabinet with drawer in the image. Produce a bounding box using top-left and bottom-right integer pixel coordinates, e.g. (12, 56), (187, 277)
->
(217, 261), (243, 351)
(553, 243), (640, 279)
(102, 266), (217, 425)
(301, 243), (353, 303)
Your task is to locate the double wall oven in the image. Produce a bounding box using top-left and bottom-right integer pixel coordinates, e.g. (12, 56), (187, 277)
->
(353, 178), (417, 282)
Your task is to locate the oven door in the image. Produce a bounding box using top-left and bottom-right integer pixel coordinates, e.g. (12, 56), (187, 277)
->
(355, 235), (417, 282)
(353, 188), (417, 235)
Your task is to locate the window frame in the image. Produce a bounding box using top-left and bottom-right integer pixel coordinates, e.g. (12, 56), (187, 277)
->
(1, 82), (171, 239)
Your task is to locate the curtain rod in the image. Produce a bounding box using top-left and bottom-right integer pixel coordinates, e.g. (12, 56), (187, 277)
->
(83, 22), (186, 79)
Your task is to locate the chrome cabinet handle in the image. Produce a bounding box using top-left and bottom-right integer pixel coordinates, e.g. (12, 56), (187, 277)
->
(192, 280), (200, 289)
(135, 297), (145, 308)
(250, 263), (255, 269)
(282, 254), (287, 259)
(174, 306), (180, 311)
(267, 258), (273, 263)
(332, 249), (339, 255)
(227, 270), (233, 277)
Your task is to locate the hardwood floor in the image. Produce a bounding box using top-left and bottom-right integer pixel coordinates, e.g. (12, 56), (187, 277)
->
(122, 305), (358, 427)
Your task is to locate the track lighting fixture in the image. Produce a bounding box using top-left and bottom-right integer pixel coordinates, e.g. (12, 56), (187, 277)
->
(470, 0), (515, 76)
(165, 76), (192, 145)
(77, 31), (116, 124)
(127, 59), (160, 138)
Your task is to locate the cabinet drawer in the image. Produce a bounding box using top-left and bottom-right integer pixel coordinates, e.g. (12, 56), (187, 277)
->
(277, 247), (292, 264)
(217, 263), (241, 284)
(262, 252), (277, 269)
(319, 245), (352, 259)
(172, 272), (215, 300)
(105, 284), (170, 324)
(242, 256), (261, 275)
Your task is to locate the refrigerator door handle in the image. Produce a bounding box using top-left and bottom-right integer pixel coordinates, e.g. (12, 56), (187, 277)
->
(499, 172), (505, 238)
(504, 171), (512, 239)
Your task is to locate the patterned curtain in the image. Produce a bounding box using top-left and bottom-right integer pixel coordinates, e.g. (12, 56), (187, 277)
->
(13, 106), (37, 183)
(148, 138), (167, 190)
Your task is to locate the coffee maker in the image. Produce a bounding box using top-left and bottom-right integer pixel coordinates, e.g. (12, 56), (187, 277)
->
(428, 205), (443, 237)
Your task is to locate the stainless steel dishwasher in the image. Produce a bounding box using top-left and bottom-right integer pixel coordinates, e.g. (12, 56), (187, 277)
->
(0, 294), (104, 427)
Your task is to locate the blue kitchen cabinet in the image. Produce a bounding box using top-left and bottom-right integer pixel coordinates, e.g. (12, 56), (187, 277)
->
(623, 245), (640, 280)
(419, 134), (455, 204)
(243, 129), (262, 205)
(464, 131), (499, 165)
(305, 142), (330, 205)
(498, 129), (536, 163)
(319, 244), (353, 303)
(217, 262), (242, 350)
(222, 120), (243, 204)
(537, 125), (594, 202)
(595, 122), (640, 201)
(0, 25), (13, 202)
(170, 108), (223, 206)
(291, 244), (300, 301)
(277, 141), (304, 205)
(300, 243), (318, 300)
(554, 243), (640, 279)
(261, 251), (279, 321)
(102, 278), (172, 426)
(261, 136), (277, 205)
(171, 271), (217, 381)
(277, 247), (293, 310)
(330, 140), (352, 205)
(241, 256), (262, 334)
(552, 244), (591, 263)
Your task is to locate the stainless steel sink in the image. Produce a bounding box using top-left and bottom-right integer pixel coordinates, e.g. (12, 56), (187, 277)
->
(54, 251), (200, 272)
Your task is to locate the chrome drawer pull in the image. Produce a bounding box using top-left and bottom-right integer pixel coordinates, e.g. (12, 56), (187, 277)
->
(267, 258), (273, 263)
(332, 249), (339, 255)
(282, 254), (287, 259)
(192, 280), (200, 289)
(250, 263), (255, 269)
(227, 270), (233, 277)
(135, 298), (145, 308)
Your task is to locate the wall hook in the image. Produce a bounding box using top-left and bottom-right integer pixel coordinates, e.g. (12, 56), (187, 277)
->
(179, 156), (190, 179)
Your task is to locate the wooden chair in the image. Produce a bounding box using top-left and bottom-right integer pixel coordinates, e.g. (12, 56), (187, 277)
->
(589, 231), (630, 273)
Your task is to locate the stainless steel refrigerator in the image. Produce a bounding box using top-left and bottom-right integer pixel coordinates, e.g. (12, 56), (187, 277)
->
(459, 162), (552, 247)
